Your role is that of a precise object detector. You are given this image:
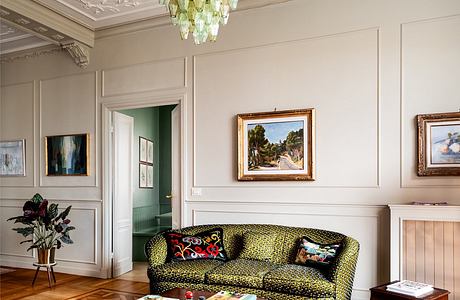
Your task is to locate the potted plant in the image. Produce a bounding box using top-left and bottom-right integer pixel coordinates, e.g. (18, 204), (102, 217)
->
(7, 193), (75, 264)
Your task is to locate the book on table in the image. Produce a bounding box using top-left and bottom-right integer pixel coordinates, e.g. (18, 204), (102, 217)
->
(137, 296), (178, 300)
(207, 291), (257, 300)
(386, 280), (433, 297)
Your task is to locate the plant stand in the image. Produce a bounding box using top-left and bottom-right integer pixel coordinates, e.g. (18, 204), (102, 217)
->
(32, 262), (56, 288)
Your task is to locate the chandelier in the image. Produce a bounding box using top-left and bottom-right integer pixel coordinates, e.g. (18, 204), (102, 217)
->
(159, 0), (239, 44)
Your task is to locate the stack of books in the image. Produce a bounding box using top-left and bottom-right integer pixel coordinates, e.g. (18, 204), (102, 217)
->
(386, 280), (434, 297)
(137, 296), (178, 300)
(207, 291), (257, 300)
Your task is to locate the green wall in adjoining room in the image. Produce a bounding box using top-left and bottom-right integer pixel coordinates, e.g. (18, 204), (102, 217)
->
(118, 105), (176, 261)
(159, 105), (177, 216)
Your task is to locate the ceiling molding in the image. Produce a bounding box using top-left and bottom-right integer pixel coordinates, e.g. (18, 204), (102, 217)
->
(0, 44), (62, 64)
(96, 0), (293, 39)
(1, 0), (94, 47)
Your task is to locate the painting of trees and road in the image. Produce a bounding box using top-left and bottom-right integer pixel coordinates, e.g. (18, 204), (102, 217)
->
(247, 121), (304, 171)
(238, 109), (315, 181)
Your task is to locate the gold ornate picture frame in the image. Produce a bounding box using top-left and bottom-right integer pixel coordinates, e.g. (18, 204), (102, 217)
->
(417, 112), (460, 176)
(238, 108), (315, 181)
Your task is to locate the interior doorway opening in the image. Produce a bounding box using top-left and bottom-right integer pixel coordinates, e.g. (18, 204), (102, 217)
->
(110, 103), (181, 278)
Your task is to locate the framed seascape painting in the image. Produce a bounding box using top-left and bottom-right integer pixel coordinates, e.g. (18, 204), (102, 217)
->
(0, 139), (26, 176)
(238, 109), (315, 181)
(417, 112), (460, 176)
(45, 134), (89, 176)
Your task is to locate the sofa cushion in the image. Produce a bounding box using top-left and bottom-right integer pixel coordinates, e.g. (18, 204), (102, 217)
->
(207, 259), (278, 289)
(149, 260), (223, 284)
(294, 236), (341, 268)
(264, 264), (336, 297)
(237, 231), (278, 262)
(163, 228), (228, 262)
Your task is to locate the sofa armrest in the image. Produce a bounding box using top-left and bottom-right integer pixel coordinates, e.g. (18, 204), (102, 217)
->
(328, 236), (360, 300)
(144, 233), (168, 267)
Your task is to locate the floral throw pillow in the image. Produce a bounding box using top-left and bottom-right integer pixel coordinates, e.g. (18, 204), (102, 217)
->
(163, 228), (228, 262)
(294, 236), (341, 268)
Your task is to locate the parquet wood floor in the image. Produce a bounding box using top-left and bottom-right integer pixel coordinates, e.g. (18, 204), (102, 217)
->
(0, 266), (150, 300)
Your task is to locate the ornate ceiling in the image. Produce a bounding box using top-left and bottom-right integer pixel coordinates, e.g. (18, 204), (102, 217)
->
(0, 20), (52, 55)
(34, 0), (168, 29)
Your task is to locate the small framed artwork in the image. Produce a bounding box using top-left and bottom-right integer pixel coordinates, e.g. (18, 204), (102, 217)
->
(139, 137), (147, 163)
(45, 134), (89, 176)
(139, 163), (147, 188)
(417, 112), (460, 176)
(237, 108), (315, 181)
(146, 165), (154, 188)
(0, 139), (26, 176)
(147, 140), (154, 164)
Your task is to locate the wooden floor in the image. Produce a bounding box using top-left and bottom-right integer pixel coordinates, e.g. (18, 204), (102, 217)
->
(0, 264), (150, 300)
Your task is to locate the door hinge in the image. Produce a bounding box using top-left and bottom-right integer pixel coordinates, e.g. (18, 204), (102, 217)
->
(110, 126), (114, 133)
(110, 252), (114, 259)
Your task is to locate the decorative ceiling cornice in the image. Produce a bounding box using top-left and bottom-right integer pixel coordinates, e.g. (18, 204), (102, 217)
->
(0, 44), (62, 64)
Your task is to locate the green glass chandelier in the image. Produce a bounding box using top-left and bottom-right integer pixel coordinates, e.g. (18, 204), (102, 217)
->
(159, 0), (239, 44)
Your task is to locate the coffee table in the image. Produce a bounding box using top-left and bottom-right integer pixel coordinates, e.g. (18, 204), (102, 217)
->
(162, 288), (266, 299)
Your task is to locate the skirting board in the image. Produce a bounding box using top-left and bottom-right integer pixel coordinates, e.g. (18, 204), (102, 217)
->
(0, 257), (108, 279)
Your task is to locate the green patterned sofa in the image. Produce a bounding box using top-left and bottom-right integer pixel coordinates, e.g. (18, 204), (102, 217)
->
(145, 224), (359, 300)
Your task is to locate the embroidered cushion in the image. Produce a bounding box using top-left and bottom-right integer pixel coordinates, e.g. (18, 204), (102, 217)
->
(294, 236), (341, 268)
(237, 231), (278, 261)
(164, 228), (228, 262)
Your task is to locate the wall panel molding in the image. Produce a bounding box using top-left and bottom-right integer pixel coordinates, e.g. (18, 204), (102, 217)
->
(187, 202), (386, 300)
(38, 71), (98, 187)
(101, 57), (187, 98)
(192, 27), (380, 189)
(0, 81), (36, 187)
(400, 14), (460, 188)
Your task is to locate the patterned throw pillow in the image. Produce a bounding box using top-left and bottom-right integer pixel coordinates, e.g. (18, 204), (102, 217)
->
(237, 231), (278, 262)
(164, 228), (228, 262)
(294, 236), (341, 268)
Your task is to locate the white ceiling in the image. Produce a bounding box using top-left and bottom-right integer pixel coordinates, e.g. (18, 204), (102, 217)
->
(34, 0), (168, 30)
(0, 21), (52, 55)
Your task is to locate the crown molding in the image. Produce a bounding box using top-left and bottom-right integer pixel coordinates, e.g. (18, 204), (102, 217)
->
(1, 0), (94, 47)
(0, 44), (62, 64)
(95, 0), (293, 39)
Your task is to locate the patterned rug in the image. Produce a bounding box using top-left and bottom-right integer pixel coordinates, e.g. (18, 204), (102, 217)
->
(0, 268), (15, 275)
(67, 288), (145, 300)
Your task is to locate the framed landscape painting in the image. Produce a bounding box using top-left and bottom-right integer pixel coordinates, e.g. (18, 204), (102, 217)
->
(238, 109), (315, 181)
(0, 139), (26, 176)
(417, 112), (460, 176)
(45, 133), (89, 176)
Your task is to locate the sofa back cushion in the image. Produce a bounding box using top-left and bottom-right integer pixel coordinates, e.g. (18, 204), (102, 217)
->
(176, 224), (346, 265)
(237, 231), (279, 261)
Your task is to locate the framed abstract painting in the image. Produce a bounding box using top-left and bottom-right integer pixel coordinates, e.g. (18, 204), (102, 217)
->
(45, 133), (89, 176)
(237, 108), (315, 181)
(417, 112), (460, 176)
(0, 139), (26, 176)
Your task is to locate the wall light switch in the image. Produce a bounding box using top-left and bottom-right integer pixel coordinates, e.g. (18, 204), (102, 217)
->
(191, 188), (202, 196)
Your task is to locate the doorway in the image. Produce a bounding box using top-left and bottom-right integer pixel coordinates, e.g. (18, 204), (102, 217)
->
(104, 100), (183, 278)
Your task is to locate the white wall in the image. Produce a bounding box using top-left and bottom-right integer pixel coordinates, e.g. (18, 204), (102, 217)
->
(1, 1), (460, 299)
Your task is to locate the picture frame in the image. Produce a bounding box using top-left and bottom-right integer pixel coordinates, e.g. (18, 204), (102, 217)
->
(139, 163), (154, 189)
(237, 108), (315, 181)
(139, 137), (147, 163)
(45, 133), (89, 176)
(0, 139), (26, 176)
(417, 112), (460, 176)
(147, 140), (154, 164)
(146, 165), (154, 188)
(139, 163), (147, 188)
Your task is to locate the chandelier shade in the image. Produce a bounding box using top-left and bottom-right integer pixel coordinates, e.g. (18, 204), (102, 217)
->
(159, 0), (238, 44)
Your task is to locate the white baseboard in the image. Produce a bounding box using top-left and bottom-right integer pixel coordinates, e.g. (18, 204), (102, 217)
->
(0, 257), (108, 279)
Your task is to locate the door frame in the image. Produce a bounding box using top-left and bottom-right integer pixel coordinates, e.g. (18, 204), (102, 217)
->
(101, 93), (186, 279)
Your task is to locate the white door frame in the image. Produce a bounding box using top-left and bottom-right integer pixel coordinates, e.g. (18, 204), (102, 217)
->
(101, 93), (186, 279)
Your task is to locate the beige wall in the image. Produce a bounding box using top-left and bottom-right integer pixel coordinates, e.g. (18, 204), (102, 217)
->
(1, 0), (460, 299)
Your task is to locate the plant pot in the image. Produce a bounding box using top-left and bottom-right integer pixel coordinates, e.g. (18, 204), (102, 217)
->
(37, 247), (55, 264)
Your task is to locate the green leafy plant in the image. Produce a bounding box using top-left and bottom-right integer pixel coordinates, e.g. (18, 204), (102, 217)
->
(7, 193), (75, 251)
